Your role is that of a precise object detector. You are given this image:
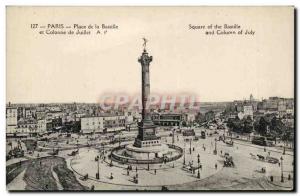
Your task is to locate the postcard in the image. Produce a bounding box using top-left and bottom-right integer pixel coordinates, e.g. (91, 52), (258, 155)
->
(6, 6), (295, 191)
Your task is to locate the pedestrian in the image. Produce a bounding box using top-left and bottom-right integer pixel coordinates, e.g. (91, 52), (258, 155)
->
(278, 162), (281, 167)
(127, 169), (129, 176)
(193, 147), (195, 151)
(215, 163), (218, 170)
(154, 169), (157, 175)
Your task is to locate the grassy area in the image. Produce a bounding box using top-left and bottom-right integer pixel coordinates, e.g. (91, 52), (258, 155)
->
(53, 160), (87, 190)
(19, 156), (87, 191)
(6, 160), (29, 184)
(24, 157), (58, 190)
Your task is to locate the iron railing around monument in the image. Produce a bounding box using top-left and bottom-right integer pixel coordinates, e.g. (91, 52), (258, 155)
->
(110, 144), (183, 164)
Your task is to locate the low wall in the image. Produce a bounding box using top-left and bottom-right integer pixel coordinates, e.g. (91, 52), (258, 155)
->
(110, 144), (183, 164)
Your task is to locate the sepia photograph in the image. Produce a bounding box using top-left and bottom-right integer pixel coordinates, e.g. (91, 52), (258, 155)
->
(5, 6), (295, 191)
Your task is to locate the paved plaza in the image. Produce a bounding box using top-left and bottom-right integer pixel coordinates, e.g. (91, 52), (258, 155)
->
(6, 128), (294, 191)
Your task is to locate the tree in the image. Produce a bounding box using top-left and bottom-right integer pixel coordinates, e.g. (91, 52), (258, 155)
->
(242, 116), (253, 133)
(270, 116), (285, 136)
(227, 117), (243, 133)
(255, 117), (268, 136)
(195, 112), (205, 123)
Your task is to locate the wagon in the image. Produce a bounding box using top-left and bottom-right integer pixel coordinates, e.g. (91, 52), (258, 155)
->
(266, 156), (279, 164)
(257, 154), (265, 161)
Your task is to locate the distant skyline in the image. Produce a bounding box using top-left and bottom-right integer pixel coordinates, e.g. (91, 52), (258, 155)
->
(6, 94), (294, 105)
(7, 7), (294, 103)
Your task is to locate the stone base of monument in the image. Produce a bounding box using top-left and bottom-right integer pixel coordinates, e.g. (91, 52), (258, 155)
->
(133, 138), (161, 148)
(125, 143), (170, 160)
(111, 143), (183, 164)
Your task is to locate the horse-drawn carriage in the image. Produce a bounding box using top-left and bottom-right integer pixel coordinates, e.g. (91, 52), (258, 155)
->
(6, 147), (24, 160)
(266, 156), (279, 164)
(257, 154), (265, 161)
(224, 139), (233, 146)
(182, 164), (200, 173)
(49, 148), (59, 156)
(249, 153), (279, 164)
(68, 149), (79, 156)
(79, 174), (89, 181)
(223, 153), (234, 167)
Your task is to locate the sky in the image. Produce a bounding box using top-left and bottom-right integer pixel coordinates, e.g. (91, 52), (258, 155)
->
(6, 6), (294, 103)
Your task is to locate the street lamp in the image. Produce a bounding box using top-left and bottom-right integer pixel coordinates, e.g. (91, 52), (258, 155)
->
(213, 138), (217, 155)
(280, 156), (284, 182)
(197, 154), (200, 179)
(189, 138), (192, 154)
(183, 141), (186, 165)
(147, 152), (150, 171)
(172, 129), (175, 144)
(119, 131), (121, 147)
(96, 155), (100, 179)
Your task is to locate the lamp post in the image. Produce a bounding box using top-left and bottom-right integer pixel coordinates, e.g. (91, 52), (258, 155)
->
(213, 138), (217, 155)
(119, 131), (121, 147)
(147, 152), (150, 171)
(189, 138), (192, 154)
(172, 129), (175, 144)
(183, 141), (186, 165)
(197, 154), (200, 179)
(96, 155), (100, 179)
(280, 156), (284, 182)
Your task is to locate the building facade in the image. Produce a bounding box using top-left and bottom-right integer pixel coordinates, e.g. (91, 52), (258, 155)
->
(6, 106), (18, 134)
(81, 115), (126, 134)
(151, 112), (186, 126)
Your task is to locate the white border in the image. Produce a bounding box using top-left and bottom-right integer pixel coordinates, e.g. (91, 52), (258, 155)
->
(0, 1), (298, 196)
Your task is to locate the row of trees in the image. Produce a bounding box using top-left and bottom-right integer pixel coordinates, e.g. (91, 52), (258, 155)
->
(227, 114), (293, 142)
(227, 116), (253, 133)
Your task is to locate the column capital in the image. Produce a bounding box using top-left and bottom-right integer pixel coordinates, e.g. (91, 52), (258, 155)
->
(138, 50), (152, 66)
